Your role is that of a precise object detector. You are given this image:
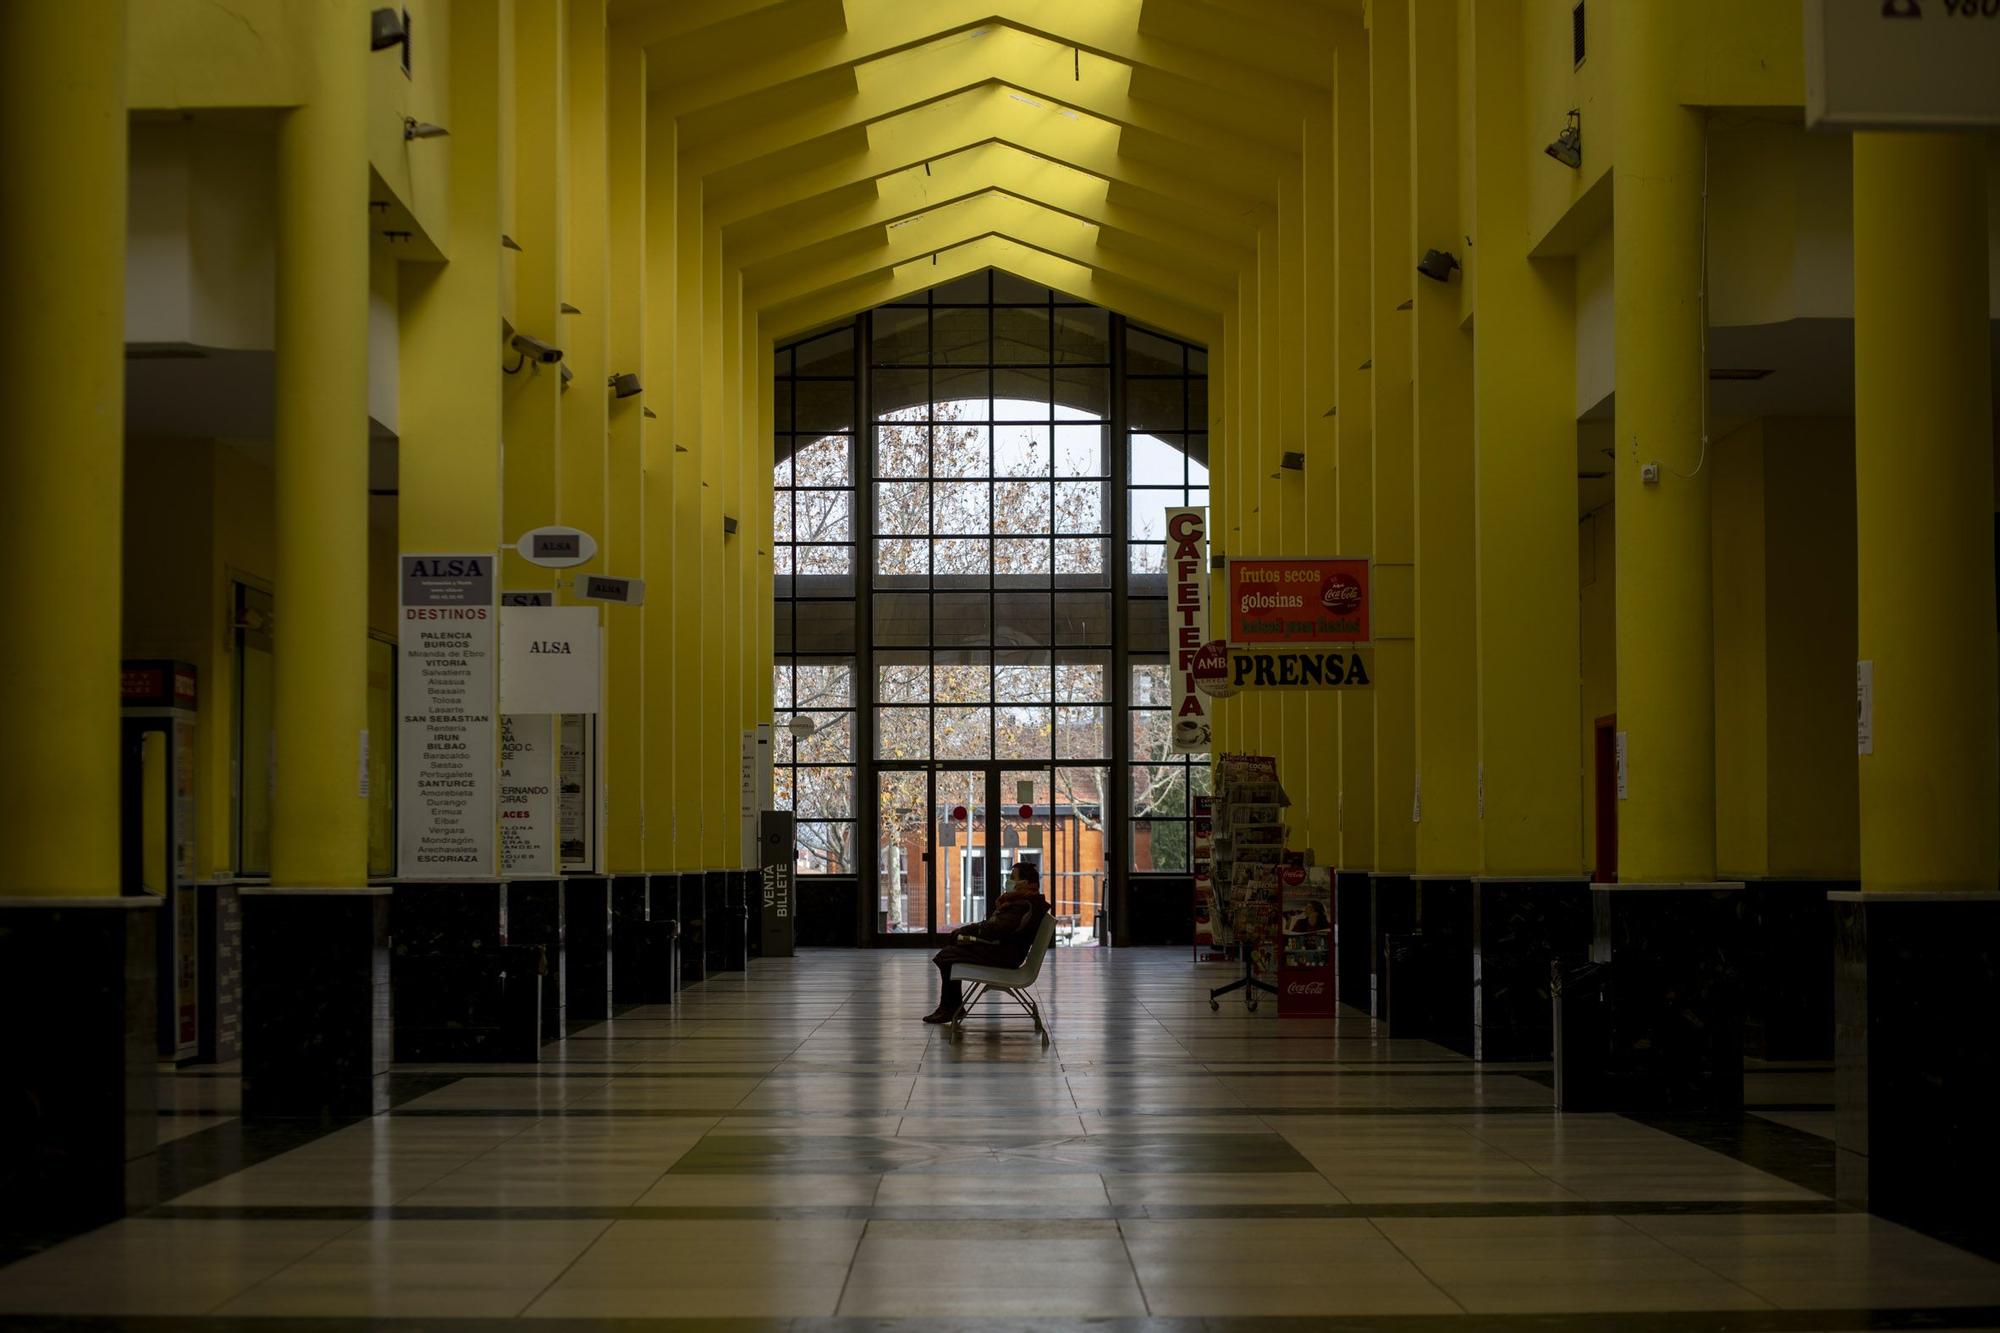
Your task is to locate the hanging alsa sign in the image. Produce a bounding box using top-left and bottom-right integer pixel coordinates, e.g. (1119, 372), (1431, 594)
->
(1164, 507), (1211, 753)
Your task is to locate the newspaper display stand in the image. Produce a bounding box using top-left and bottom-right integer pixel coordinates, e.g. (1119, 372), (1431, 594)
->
(1207, 754), (1288, 1011)
(1191, 795), (1230, 962)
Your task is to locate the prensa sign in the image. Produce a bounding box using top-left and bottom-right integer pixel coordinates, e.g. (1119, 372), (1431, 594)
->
(1164, 507), (1211, 753)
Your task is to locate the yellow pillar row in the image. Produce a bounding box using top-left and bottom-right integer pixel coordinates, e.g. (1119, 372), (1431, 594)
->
(1331, 28), (1375, 873)
(1468, 0), (1580, 877)
(1407, 0), (1478, 877)
(0, 0), (128, 897)
(604, 37), (647, 873)
(641, 97), (679, 869)
(1368, 0), (1417, 877)
(1852, 131), (1997, 893)
(270, 0), (371, 888)
(1610, 0), (1714, 883)
(1301, 104), (1341, 865)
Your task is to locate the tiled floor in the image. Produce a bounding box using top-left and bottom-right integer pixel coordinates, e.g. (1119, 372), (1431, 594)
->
(6, 946), (2000, 1328)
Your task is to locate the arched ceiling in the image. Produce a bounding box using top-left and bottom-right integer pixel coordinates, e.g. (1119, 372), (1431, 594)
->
(608, 0), (1358, 344)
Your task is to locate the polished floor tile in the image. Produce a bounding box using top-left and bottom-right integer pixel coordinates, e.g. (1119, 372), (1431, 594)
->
(10, 946), (2000, 1324)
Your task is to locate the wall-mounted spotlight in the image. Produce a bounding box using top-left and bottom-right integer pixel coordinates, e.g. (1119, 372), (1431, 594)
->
(370, 7), (406, 51)
(501, 234), (523, 252)
(1545, 110), (1583, 169)
(560, 302), (581, 314)
(608, 372), (643, 399)
(1280, 451), (1305, 471)
(403, 117), (448, 141)
(1416, 248), (1461, 283)
(722, 515), (739, 536)
(641, 406), (659, 419)
(559, 364), (574, 390)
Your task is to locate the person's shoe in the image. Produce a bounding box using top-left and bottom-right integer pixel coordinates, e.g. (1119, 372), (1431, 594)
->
(921, 1007), (954, 1024)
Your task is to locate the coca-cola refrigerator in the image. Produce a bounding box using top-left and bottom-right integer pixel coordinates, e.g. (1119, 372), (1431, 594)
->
(1277, 865), (1335, 1016)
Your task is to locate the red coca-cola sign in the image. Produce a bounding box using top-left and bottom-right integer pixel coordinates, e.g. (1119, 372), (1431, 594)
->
(1286, 980), (1326, 996)
(1321, 572), (1365, 621)
(1281, 864), (1306, 888)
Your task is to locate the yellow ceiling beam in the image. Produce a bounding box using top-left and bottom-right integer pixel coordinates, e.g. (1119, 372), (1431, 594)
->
(760, 235), (1220, 346)
(676, 28), (1292, 201)
(727, 143), (1250, 274)
(704, 86), (1265, 237)
(743, 193), (1233, 316)
(609, 0), (842, 57)
(638, 0), (1318, 121)
(1137, 0), (1341, 87)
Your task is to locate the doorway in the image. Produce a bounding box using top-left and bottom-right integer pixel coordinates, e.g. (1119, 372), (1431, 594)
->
(874, 762), (1106, 944)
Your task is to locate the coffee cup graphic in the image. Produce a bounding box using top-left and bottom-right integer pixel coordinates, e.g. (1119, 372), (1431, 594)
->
(1174, 718), (1209, 746)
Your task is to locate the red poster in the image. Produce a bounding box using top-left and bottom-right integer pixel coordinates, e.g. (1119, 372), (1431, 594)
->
(1226, 558), (1370, 645)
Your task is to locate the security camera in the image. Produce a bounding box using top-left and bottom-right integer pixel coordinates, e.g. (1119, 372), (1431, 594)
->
(370, 7), (406, 51)
(510, 333), (563, 364)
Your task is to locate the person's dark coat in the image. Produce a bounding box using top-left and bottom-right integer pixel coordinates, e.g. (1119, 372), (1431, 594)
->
(933, 887), (1051, 971)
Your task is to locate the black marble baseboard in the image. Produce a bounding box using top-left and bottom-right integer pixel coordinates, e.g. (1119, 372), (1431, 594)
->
(564, 877), (612, 1021)
(1334, 871), (1371, 1011)
(1743, 878), (1848, 1061)
(390, 881), (507, 1062)
(703, 872), (729, 976)
(240, 890), (391, 1117)
(610, 875), (651, 1005)
(1368, 874), (1415, 1020)
(1473, 878), (1594, 1062)
(796, 876), (860, 948)
(507, 878), (565, 1040)
(679, 875), (707, 986)
(0, 898), (159, 1251)
(1590, 884), (1746, 1113)
(1835, 892), (2000, 1227)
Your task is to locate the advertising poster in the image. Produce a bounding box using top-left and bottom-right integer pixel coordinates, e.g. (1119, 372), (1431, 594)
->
(1225, 556), (1370, 644)
(398, 554), (496, 877)
(500, 713), (555, 875)
(1278, 864), (1336, 1016)
(1164, 507), (1211, 753)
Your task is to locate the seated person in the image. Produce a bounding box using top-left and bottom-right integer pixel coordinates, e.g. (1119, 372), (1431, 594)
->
(922, 862), (1052, 1024)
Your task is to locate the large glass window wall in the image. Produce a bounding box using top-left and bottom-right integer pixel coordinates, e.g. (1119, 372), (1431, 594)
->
(771, 270), (1207, 937)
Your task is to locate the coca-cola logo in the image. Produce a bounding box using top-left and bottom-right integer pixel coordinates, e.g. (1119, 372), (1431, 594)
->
(1321, 572), (1365, 619)
(1281, 864), (1306, 887)
(1286, 980), (1326, 996)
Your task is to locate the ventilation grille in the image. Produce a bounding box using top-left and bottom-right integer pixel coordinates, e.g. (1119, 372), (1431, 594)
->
(1572, 1), (1586, 68)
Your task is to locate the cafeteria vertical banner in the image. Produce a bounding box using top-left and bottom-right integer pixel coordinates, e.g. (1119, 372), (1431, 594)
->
(1165, 507), (1211, 753)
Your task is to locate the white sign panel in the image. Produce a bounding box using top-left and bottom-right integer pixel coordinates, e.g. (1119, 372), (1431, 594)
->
(1165, 507), (1212, 754)
(398, 554), (496, 877)
(1805, 0), (2000, 129)
(499, 713), (555, 875)
(501, 606), (602, 714)
(514, 525), (598, 568)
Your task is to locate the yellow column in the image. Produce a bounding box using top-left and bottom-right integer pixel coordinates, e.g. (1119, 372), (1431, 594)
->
(1277, 171), (1310, 820)
(1407, 0), (1477, 875)
(1369, 0), (1417, 876)
(673, 188), (705, 869)
(1302, 105), (1341, 863)
(397, 0), (506, 878)
(604, 38), (647, 871)
(1470, 0), (1580, 875)
(501, 0), (565, 599)
(642, 96), (679, 868)
(1610, 0), (1713, 882)
(1852, 132), (1997, 893)
(0, 0), (126, 897)
(271, 0), (371, 888)
(1333, 29), (1375, 871)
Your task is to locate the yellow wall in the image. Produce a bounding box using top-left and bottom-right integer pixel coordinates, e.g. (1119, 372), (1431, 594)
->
(1711, 421), (1772, 877)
